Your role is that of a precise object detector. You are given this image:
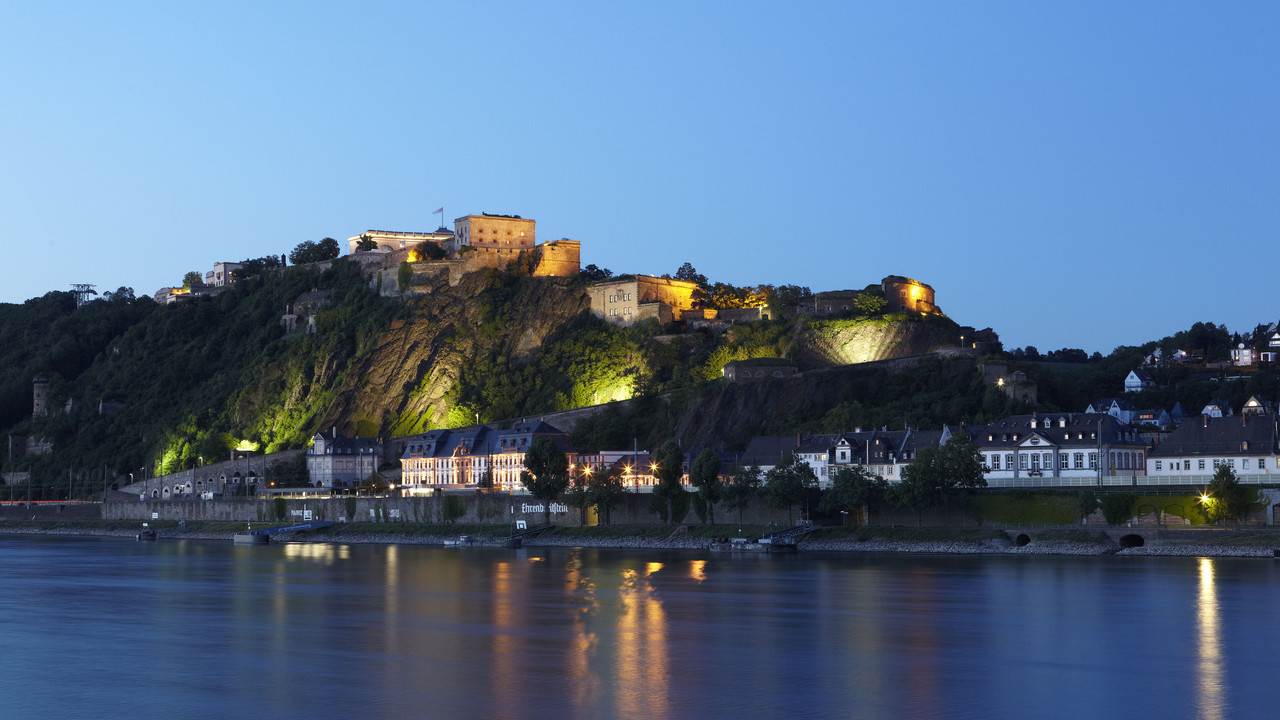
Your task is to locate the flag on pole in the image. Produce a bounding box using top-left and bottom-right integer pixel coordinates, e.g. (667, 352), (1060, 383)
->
(433, 207), (443, 214)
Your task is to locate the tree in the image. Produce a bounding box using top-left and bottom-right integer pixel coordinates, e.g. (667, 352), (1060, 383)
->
(674, 263), (711, 308)
(895, 438), (987, 524)
(398, 261), (413, 292)
(722, 464), (761, 525)
(181, 271), (203, 290)
(231, 255), (282, 280)
(104, 286), (136, 303)
(1075, 490), (1099, 522)
(441, 494), (466, 524)
(763, 455), (817, 524)
(1099, 493), (1137, 526)
(355, 234), (378, 252)
(766, 284), (813, 316)
(289, 238), (341, 265)
(521, 435), (569, 524)
(651, 440), (686, 524)
(587, 468), (627, 525)
(852, 292), (886, 316)
(580, 264), (613, 282)
(1200, 465), (1256, 525)
(819, 466), (887, 524)
(689, 448), (723, 525)
(565, 471), (591, 525)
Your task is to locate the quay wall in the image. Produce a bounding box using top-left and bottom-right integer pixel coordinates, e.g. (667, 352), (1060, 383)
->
(102, 493), (794, 527)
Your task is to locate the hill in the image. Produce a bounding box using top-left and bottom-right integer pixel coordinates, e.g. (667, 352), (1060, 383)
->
(0, 261), (966, 497)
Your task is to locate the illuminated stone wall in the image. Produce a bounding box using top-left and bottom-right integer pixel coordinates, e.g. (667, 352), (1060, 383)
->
(454, 214), (536, 250)
(588, 275), (698, 325)
(882, 275), (940, 315)
(532, 239), (581, 277)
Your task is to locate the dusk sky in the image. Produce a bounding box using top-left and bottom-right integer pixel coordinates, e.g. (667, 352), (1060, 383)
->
(3, 2), (1277, 354)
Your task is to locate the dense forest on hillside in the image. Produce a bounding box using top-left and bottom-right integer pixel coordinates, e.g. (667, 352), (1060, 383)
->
(1, 258), (1274, 500)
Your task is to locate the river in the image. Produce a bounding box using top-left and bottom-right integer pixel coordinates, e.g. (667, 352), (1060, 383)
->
(1, 536), (1278, 719)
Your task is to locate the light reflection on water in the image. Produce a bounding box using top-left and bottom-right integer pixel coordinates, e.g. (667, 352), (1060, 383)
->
(1197, 557), (1224, 720)
(2, 537), (1279, 719)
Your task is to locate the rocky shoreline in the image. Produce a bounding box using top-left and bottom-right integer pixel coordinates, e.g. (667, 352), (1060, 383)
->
(2, 524), (1276, 557)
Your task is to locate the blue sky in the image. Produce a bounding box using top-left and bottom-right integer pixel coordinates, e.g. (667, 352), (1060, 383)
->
(3, 1), (1277, 353)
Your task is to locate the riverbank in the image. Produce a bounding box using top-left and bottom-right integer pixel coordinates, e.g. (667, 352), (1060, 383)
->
(4, 520), (1280, 557)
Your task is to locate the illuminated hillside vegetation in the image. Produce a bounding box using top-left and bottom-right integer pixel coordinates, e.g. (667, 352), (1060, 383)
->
(2, 260), (969, 498)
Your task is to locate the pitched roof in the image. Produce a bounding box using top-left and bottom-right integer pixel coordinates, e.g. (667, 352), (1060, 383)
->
(739, 435), (800, 466)
(1149, 414), (1279, 458)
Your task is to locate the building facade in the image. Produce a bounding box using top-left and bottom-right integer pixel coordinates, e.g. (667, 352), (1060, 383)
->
(307, 430), (383, 490)
(1145, 413), (1280, 486)
(587, 275), (699, 325)
(454, 214), (535, 250)
(400, 421), (575, 495)
(965, 413), (1147, 488)
(882, 275), (940, 315)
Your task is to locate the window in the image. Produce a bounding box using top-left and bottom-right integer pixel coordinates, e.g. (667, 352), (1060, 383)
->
(1019, 454), (1028, 470)
(1243, 459), (1250, 469)
(1060, 454), (1069, 469)
(1031, 454), (1040, 470)
(1198, 459), (1205, 470)
(1089, 453), (1098, 470)
(990, 454), (1000, 470)
(1261, 459), (1267, 469)
(1155, 461), (1162, 471)
(1005, 454), (1014, 468)
(1228, 459), (1235, 469)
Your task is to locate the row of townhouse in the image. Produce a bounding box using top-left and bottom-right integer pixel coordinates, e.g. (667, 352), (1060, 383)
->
(316, 405), (1280, 496)
(737, 406), (1280, 490)
(740, 428), (940, 486)
(399, 420), (738, 494)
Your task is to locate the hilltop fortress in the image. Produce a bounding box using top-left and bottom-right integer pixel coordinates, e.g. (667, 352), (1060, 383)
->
(348, 213), (581, 286)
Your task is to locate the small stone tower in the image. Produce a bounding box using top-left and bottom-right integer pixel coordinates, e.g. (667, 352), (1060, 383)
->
(32, 376), (49, 417)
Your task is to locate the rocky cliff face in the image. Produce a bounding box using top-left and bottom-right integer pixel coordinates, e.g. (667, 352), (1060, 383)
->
(792, 315), (959, 368)
(671, 354), (978, 452)
(319, 271), (591, 436)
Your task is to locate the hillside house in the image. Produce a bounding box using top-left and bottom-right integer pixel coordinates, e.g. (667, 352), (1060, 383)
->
(1125, 369), (1156, 393)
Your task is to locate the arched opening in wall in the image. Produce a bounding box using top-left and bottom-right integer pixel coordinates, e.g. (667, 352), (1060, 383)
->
(150, 489), (160, 498)
(1014, 533), (1031, 547)
(184, 482), (193, 494)
(1119, 534), (1145, 548)
(247, 471), (258, 485)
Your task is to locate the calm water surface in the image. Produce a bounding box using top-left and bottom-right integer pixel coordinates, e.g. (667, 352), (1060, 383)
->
(2, 536), (1278, 719)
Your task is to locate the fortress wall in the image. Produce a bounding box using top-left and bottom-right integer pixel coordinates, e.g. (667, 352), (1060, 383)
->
(532, 240), (581, 277)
